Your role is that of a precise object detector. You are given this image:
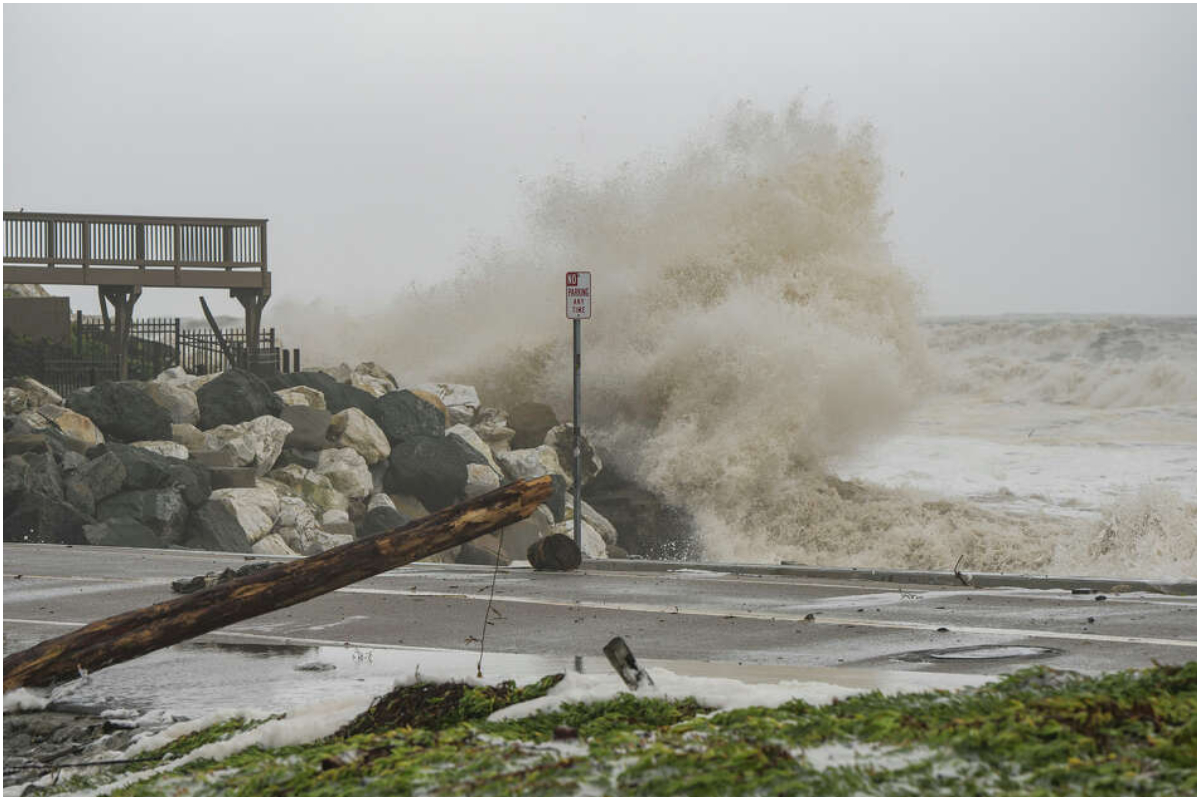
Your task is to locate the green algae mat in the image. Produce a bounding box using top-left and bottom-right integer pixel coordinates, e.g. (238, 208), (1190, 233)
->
(33, 662), (1197, 796)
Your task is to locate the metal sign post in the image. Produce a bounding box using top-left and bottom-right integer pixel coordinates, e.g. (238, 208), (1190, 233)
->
(565, 271), (592, 550)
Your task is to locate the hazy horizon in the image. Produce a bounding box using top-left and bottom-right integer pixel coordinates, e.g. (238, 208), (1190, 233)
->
(4, 4), (1196, 322)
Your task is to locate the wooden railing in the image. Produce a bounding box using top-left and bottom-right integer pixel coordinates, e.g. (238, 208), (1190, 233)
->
(3, 212), (269, 291)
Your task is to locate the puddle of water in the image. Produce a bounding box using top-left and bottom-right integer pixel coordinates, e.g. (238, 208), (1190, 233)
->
(896, 644), (1061, 663)
(931, 646), (1057, 661)
(45, 640), (575, 723)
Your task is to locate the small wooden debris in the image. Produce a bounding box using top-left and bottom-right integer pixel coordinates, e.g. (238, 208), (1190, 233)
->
(603, 636), (654, 691)
(171, 562), (273, 594)
(527, 533), (581, 571)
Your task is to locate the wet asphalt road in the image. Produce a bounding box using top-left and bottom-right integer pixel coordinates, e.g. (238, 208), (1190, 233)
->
(5, 543), (1195, 682)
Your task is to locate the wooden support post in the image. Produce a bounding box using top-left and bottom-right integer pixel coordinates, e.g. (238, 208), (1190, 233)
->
(100, 286), (141, 381)
(3, 476), (553, 692)
(231, 288), (269, 372)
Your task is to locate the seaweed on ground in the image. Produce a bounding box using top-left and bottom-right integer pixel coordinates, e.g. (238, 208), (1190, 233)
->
(54, 662), (1197, 796)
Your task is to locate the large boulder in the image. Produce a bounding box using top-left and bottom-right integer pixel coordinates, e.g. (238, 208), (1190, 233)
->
(196, 369), (283, 429)
(413, 383), (480, 426)
(171, 423), (217, 453)
(18, 452), (64, 501)
(206, 415), (294, 476)
(91, 441), (211, 508)
(208, 486), (281, 543)
(446, 424), (501, 474)
(35, 406), (105, 450)
(384, 434), (470, 511)
(275, 386), (327, 410)
(508, 402), (558, 450)
(357, 504), (411, 539)
(281, 405), (332, 451)
(185, 500), (252, 552)
(97, 488), (189, 545)
(315, 363), (353, 383)
(544, 424), (602, 487)
(266, 371), (375, 416)
(328, 407), (390, 465)
(273, 496), (349, 555)
(71, 451), (127, 505)
(142, 381), (200, 426)
(472, 408), (516, 454)
(314, 447), (372, 500)
(495, 445), (567, 484)
(4, 455), (30, 506)
(369, 391), (446, 444)
(83, 517), (161, 548)
(67, 381), (172, 443)
(267, 464), (349, 513)
(4, 496), (92, 545)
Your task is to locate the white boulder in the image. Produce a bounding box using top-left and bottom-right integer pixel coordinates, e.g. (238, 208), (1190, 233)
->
(275, 386), (327, 410)
(314, 447), (372, 500)
(131, 440), (190, 460)
(414, 383), (480, 426)
(154, 365), (189, 383)
(210, 486), (282, 543)
(473, 407), (516, 453)
(565, 496), (619, 546)
(143, 381), (200, 426)
(268, 464), (349, 512)
(171, 423), (217, 453)
(465, 463), (501, 498)
(500, 504), (554, 558)
(551, 519), (607, 559)
(350, 372), (394, 398)
(327, 407), (390, 465)
(207, 415), (294, 476)
(179, 373), (220, 392)
(495, 445), (566, 483)
(544, 424), (602, 486)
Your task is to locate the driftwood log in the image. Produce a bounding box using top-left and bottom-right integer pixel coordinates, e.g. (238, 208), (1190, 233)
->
(3, 475), (553, 692)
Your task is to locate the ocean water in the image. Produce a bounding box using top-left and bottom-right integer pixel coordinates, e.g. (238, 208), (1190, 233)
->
(275, 101), (1195, 581)
(830, 315), (1196, 579)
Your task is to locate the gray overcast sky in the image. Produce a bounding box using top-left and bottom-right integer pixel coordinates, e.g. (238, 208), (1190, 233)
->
(4, 3), (1196, 320)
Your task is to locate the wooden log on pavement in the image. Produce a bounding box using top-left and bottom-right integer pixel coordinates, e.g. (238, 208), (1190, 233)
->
(3, 475), (553, 692)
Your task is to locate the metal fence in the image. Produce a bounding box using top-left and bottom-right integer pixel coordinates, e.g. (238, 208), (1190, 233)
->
(5, 313), (292, 396)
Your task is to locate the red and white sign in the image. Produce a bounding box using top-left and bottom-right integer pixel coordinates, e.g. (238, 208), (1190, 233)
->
(566, 271), (592, 319)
